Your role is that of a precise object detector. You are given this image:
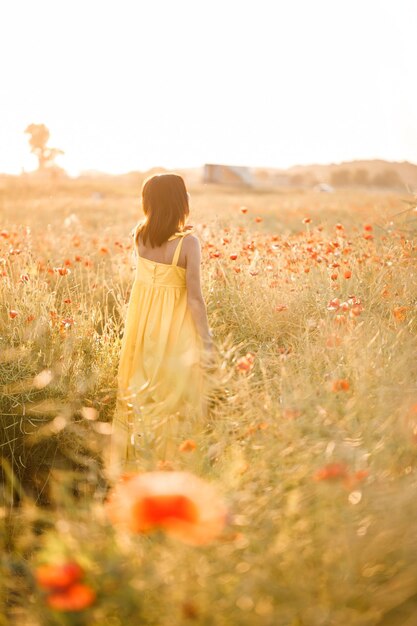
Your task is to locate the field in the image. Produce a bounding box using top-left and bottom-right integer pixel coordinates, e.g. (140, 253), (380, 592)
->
(1, 175), (417, 625)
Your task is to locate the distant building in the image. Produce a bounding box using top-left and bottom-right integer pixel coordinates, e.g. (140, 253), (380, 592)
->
(313, 182), (334, 193)
(203, 164), (253, 186)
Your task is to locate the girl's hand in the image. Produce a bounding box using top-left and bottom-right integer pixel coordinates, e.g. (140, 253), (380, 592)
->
(201, 341), (218, 372)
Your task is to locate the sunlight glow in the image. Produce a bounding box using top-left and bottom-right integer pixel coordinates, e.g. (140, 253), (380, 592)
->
(1, 0), (416, 175)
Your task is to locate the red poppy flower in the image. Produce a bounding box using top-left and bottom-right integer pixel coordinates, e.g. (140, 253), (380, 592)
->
(326, 335), (342, 348)
(393, 306), (408, 321)
(313, 462), (349, 481)
(236, 352), (255, 373)
(35, 562), (84, 591)
(331, 379), (350, 392)
(53, 267), (71, 276)
(106, 471), (228, 545)
(326, 298), (340, 311)
(179, 439), (197, 452)
(46, 584), (96, 611)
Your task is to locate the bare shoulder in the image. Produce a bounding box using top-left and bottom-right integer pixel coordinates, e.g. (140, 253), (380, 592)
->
(183, 232), (201, 253)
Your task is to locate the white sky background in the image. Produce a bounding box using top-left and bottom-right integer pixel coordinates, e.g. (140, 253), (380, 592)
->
(0, 0), (416, 176)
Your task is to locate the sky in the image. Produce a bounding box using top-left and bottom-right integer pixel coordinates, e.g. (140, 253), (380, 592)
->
(0, 0), (416, 176)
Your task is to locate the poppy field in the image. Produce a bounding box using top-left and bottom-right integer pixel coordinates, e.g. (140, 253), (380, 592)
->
(1, 175), (417, 625)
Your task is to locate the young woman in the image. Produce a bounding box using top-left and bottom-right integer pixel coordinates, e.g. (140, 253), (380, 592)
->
(108, 173), (216, 475)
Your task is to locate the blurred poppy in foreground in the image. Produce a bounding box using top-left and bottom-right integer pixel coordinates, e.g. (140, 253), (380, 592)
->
(46, 584), (96, 611)
(35, 562), (83, 591)
(105, 471), (228, 545)
(35, 561), (96, 612)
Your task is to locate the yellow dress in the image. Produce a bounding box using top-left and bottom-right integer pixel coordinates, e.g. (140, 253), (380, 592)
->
(107, 225), (208, 476)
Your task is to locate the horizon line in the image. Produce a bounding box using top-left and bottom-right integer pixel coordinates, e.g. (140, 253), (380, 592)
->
(1, 156), (417, 178)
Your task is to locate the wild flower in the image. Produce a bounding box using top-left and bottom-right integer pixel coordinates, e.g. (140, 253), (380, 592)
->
(179, 439), (197, 452)
(105, 471), (228, 545)
(35, 562), (84, 591)
(393, 306), (408, 322)
(53, 267), (71, 276)
(236, 352), (256, 373)
(46, 584), (96, 611)
(313, 462), (349, 481)
(331, 379), (350, 392)
(35, 561), (96, 612)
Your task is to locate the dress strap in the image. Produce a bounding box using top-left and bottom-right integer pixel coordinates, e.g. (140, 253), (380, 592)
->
(169, 227), (194, 267)
(171, 237), (185, 267)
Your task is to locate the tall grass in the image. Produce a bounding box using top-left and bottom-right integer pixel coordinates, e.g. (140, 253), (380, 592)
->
(1, 181), (416, 625)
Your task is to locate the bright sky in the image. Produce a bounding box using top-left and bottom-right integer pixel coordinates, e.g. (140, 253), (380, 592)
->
(1, 0), (416, 176)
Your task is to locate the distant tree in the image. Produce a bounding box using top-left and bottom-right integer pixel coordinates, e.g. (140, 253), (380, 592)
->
(372, 168), (403, 189)
(24, 123), (64, 170)
(354, 168), (370, 186)
(330, 169), (351, 186)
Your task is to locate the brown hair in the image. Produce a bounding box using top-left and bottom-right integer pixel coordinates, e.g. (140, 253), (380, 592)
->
(135, 173), (190, 248)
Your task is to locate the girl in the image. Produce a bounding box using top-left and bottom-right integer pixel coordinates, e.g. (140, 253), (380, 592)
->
(107, 173), (216, 475)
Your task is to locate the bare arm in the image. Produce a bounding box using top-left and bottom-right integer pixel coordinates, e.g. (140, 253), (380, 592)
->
(185, 235), (213, 350)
